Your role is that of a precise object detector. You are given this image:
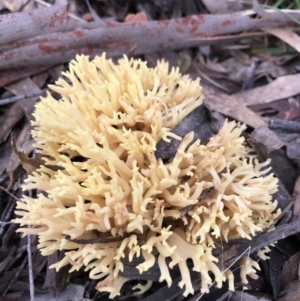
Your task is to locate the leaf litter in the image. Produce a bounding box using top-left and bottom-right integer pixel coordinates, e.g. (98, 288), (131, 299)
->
(2, 1), (300, 301)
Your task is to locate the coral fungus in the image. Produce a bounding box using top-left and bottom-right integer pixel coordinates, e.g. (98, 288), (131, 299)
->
(13, 53), (280, 297)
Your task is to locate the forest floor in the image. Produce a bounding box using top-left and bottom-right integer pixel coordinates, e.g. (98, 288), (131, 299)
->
(1, 1), (300, 301)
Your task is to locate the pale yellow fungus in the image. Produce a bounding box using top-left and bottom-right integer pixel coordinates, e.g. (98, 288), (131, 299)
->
(13, 53), (280, 298)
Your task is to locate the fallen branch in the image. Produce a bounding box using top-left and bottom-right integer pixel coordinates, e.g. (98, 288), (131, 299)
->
(1, 8), (300, 69)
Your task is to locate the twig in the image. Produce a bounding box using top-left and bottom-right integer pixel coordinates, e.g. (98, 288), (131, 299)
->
(0, 185), (21, 202)
(27, 234), (35, 301)
(0, 89), (47, 106)
(269, 118), (300, 133)
(27, 188), (35, 301)
(1, 8), (300, 69)
(0, 221), (12, 225)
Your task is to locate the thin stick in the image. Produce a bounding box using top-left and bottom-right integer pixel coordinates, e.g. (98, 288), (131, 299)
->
(269, 118), (300, 133)
(0, 185), (21, 202)
(27, 234), (35, 301)
(0, 221), (12, 225)
(0, 89), (47, 106)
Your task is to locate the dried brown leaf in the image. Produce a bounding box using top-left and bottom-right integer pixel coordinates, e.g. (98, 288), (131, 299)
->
(235, 74), (300, 106)
(202, 84), (266, 128)
(10, 133), (43, 175)
(265, 28), (300, 54)
(0, 65), (53, 88)
(256, 59), (288, 79)
(0, 77), (42, 144)
(6, 123), (34, 175)
(0, 102), (25, 144)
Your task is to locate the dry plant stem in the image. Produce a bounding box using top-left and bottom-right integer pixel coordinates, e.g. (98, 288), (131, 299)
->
(269, 118), (300, 133)
(1, 8), (300, 69)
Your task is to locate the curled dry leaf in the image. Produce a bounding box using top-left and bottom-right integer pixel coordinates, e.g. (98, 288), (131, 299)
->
(10, 133), (44, 175)
(264, 28), (300, 54)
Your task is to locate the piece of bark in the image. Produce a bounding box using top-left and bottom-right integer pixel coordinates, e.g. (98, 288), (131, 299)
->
(225, 219), (300, 268)
(141, 271), (199, 301)
(247, 129), (294, 206)
(250, 126), (284, 153)
(155, 103), (219, 160)
(120, 257), (180, 281)
(269, 247), (283, 300)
